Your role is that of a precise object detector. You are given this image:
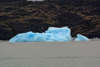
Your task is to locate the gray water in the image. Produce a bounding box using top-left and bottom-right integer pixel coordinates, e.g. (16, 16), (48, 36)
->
(0, 41), (100, 67)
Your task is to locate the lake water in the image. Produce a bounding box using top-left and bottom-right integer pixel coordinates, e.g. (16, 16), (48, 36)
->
(0, 41), (100, 67)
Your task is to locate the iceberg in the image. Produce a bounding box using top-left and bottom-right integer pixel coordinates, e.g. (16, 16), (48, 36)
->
(75, 34), (90, 41)
(32, 33), (68, 42)
(9, 31), (68, 42)
(9, 31), (36, 42)
(45, 27), (71, 41)
(9, 26), (90, 42)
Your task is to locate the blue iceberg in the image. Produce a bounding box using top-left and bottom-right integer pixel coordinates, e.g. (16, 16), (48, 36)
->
(75, 34), (90, 41)
(9, 26), (90, 42)
(45, 27), (71, 41)
(9, 32), (68, 42)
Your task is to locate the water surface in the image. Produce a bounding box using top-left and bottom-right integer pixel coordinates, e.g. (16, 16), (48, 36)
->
(0, 41), (100, 67)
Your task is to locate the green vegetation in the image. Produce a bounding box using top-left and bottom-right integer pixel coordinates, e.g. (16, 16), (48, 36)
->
(0, 0), (100, 40)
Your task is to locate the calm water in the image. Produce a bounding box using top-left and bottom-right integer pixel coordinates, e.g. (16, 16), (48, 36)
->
(0, 41), (100, 67)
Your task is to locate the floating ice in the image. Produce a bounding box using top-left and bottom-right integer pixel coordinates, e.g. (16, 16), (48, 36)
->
(9, 27), (90, 42)
(9, 31), (68, 42)
(93, 37), (100, 39)
(75, 34), (90, 41)
(9, 31), (35, 42)
(45, 27), (71, 41)
(32, 33), (68, 42)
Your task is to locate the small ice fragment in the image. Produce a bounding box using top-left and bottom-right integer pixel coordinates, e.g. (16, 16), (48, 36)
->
(75, 34), (90, 41)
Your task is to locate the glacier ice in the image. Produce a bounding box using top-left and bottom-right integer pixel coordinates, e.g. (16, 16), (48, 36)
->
(9, 31), (68, 42)
(75, 34), (90, 41)
(9, 26), (90, 42)
(45, 27), (71, 41)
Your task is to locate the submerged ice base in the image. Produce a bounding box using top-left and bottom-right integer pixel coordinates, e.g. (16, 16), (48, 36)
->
(9, 27), (90, 42)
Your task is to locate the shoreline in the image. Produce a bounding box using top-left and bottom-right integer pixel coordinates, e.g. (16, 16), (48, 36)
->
(0, 39), (100, 42)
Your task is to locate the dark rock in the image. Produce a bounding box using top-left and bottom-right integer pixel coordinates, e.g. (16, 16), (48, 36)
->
(0, 0), (100, 40)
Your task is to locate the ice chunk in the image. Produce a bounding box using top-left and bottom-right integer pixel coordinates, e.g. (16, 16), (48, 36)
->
(75, 34), (90, 41)
(93, 37), (99, 39)
(35, 33), (68, 42)
(9, 31), (68, 42)
(45, 27), (71, 41)
(9, 31), (36, 42)
(9, 27), (90, 42)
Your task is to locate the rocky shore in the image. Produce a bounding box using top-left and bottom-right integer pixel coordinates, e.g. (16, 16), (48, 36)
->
(0, 0), (100, 40)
